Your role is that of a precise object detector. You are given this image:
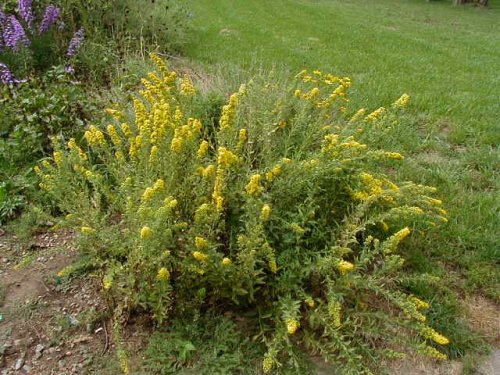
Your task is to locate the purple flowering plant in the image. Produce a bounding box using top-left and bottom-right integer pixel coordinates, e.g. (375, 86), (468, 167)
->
(0, 0), (84, 84)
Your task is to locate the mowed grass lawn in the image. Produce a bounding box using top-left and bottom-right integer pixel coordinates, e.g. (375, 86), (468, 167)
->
(184, 0), (500, 302)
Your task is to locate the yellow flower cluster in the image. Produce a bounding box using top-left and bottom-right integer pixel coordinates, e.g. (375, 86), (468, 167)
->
(393, 93), (410, 108)
(286, 318), (300, 334)
(140, 226), (152, 240)
(222, 257), (232, 266)
(217, 147), (239, 168)
(180, 74), (196, 96)
(53, 151), (63, 166)
(336, 260), (355, 275)
(384, 227), (411, 254)
(328, 300), (342, 328)
(351, 172), (384, 201)
(157, 267), (170, 281)
(103, 274), (113, 290)
(260, 204), (272, 221)
(84, 125), (106, 147)
(107, 124), (122, 146)
(246, 174), (263, 196)
(420, 326), (450, 345)
(364, 107), (386, 122)
(237, 128), (248, 150)
(220, 93), (239, 130)
(68, 138), (88, 160)
(197, 140), (209, 158)
(410, 296), (430, 310)
(193, 251), (208, 262)
(268, 259), (278, 273)
(81, 226), (95, 235)
(349, 108), (366, 123)
(195, 236), (208, 250)
(265, 165), (282, 182)
(262, 355), (274, 374)
(305, 297), (315, 308)
(417, 344), (447, 360)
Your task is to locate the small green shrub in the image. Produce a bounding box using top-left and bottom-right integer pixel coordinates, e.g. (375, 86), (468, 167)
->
(39, 55), (451, 374)
(0, 66), (98, 221)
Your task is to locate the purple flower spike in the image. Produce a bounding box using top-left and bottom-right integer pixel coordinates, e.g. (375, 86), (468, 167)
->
(4, 16), (30, 51)
(66, 28), (84, 57)
(0, 62), (26, 85)
(0, 9), (7, 25)
(18, 0), (34, 29)
(39, 4), (61, 33)
(64, 65), (75, 74)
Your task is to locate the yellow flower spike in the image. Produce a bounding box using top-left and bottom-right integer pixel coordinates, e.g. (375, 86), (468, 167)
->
(431, 332), (450, 346)
(140, 226), (152, 240)
(384, 152), (404, 160)
(107, 124), (122, 145)
(120, 123), (133, 138)
(153, 179), (165, 191)
(149, 146), (159, 162)
(429, 198), (443, 206)
(180, 74), (196, 96)
(237, 128), (248, 149)
(260, 204), (272, 221)
(286, 318), (300, 334)
(142, 187), (155, 201)
(349, 108), (366, 123)
(195, 236), (208, 250)
(381, 221), (389, 232)
(262, 355), (274, 374)
(165, 197), (178, 209)
(409, 296), (430, 310)
(393, 93), (410, 108)
(197, 140), (209, 159)
(217, 147), (239, 168)
(103, 274), (113, 290)
(81, 226), (95, 235)
(328, 301), (342, 328)
(418, 344), (447, 360)
(336, 260), (354, 275)
(171, 136), (183, 153)
(33, 165), (41, 175)
(222, 257), (232, 266)
(219, 93), (239, 130)
(53, 151), (63, 166)
(305, 297), (315, 308)
(268, 260), (278, 273)
(396, 227), (411, 241)
(157, 267), (170, 281)
(193, 251), (208, 262)
(364, 107), (386, 122)
(294, 89), (302, 98)
(246, 174), (263, 196)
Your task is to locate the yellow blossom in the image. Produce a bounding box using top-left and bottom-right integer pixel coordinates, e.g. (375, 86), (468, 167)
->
(269, 259), (278, 273)
(286, 318), (300, 334)
(217, 147), (239, 168)
(142, 187), (155, 201)
(365, 107), (386, 122)
(115, 150), (125, 161)
(260, 204), (272, 221)
(336, 260), (354, 274)
(140, 226), (152, 240)
(222, 257), (232, 266)
(149, 146), (159, 162)
(200, 164), (216, 178)
(103, 274), (113, 290)
(237, 128), (248, 149)
(219, 94), (238, 130)
(180, 74), (196, 96)
(305, 297), (315, 308)
(171, 136), (183, 153)
(328, 301), (342, 328)
(84, 125), (106, 146)
(393, 93), (410, 108)
(262, 355), (274, 374)
(157, 267), (170, 281)
(53, 151), (63, 166)
(195, 236), (208, 250)
(410, 296), (430, 310)
(197, 140), (209, 158)
(418, 344), (447, 360)
(193, 251), (208, 261)
(165, 197), (178, 209)
(349, 108), (366, 123)
(246, 174), (263, 195)
(81, 226), (95, 235)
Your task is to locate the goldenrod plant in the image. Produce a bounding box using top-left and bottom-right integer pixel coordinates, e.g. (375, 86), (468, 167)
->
(38, 54), (450, 374)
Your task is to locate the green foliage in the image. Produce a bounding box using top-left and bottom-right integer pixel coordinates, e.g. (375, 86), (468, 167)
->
(39, 56), (451, 374)
(0, 66), (98, 222)
(144, 313), (264, 374)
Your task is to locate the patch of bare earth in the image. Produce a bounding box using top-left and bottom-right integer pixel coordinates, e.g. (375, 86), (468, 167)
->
(0, 230), (110, 375)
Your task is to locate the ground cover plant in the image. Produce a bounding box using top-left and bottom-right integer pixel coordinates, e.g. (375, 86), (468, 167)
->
(37, 54), (456, 374)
